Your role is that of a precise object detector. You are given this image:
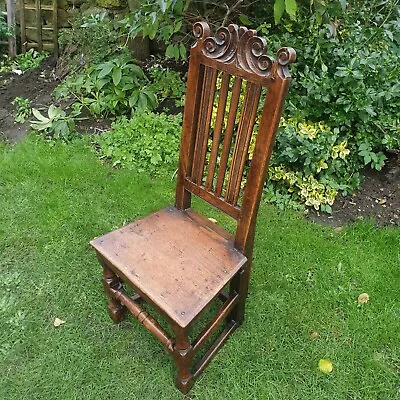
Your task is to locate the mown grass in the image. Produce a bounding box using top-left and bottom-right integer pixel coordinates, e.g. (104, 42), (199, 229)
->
(0, 135), (399, 400)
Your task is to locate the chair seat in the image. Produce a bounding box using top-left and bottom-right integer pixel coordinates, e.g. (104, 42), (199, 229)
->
(90, 206), (247, 328)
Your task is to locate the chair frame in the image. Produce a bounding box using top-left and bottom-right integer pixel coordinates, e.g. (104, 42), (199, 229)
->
(92, 21), (295, 394)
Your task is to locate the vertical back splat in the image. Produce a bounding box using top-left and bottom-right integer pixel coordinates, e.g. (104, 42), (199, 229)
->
(176, 20), (296, 250)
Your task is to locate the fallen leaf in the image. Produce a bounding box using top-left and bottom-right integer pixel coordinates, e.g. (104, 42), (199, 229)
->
(334, 226), (343, 233)
(378, 198), (386, 205)
(208, 217), (217, 223)
(318, 359), (333, 374)
(357, 293), (369, 304)
(310, 331), (319, 339)
(54, 317), (66, 327)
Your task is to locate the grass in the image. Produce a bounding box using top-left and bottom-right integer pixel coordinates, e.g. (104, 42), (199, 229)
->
(0, 135), (399, 400)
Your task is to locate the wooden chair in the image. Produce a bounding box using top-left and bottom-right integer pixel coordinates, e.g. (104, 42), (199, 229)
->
(90, 21), (295, 394)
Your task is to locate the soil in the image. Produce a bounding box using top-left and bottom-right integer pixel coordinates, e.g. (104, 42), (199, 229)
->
(308, 154), (400, 227)
(0, 58), (59, 142)
(1, 59), (399, 228)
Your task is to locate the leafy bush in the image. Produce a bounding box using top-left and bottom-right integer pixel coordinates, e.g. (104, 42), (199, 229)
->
(0, 49), (47, 73)
(55, 56), (187, 119)
(55, 55), (156, 117)
(254, 1), (400, 211)
(124, 0), (188, 60)
(11, 97), (32, 123)
(30, 105), (79, 141)
(58, 13), (124, 70)
(148, 65), (186, 104)
(0, 6), (11, 43)
(97, 112), (182, 174)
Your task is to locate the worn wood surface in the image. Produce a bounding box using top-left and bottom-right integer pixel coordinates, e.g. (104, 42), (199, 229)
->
(91, 206), (246, 328)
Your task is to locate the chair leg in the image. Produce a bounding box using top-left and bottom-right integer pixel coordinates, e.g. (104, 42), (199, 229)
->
(229, 265), (251, 326)
(102, 265), (126, 323)
(173, 326), (194, 394)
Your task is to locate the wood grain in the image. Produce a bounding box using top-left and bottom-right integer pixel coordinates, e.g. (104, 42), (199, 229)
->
(91, 207), (246, 328)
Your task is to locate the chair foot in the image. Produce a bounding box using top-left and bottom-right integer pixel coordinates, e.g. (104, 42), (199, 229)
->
(102, 265), (126, 324)
(175, 374), (194, 395)
(107, 301), (125, 324)
(173, 327), (194, 394)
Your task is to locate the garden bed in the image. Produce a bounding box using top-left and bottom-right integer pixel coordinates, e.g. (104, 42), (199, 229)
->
(308, 156), (400, 227)
(0, 57), (58, 142)
(0, 59), (398, 228)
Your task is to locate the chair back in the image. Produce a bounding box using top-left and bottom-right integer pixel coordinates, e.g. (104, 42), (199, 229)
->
(175, 21), (296, 256)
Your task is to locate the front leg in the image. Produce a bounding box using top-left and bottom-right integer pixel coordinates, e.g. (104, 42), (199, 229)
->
(102, 263), (126, 323)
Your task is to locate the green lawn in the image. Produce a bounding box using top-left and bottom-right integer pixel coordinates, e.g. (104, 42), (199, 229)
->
(1, 136), (399, 400)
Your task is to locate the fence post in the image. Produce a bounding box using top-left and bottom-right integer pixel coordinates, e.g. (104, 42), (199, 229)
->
(6, 0), (17, 57)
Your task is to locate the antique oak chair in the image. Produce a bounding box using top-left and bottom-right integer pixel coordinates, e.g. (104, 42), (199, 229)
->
(90, 21), (295, 394)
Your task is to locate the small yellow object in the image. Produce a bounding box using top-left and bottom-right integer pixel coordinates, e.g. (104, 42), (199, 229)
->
(318, 359), (333, 374)
(310, 331), (319, 339)
(208, 217), (217, 223)
(358, 293), (370, 304)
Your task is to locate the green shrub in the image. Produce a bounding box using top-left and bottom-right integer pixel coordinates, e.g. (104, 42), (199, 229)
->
(0, 49), (47, 73)
(30, 105), (79, 141)
(58, 13), (123, 70)
(148, 65), (186, 104)
(255, 1), (400, 211)
(11, 97), (32, 123)
(0, 6), (11, 43)
(97, 111), (182, 174)
(124, 0), (188, 60)
(55, 55), (156, 117)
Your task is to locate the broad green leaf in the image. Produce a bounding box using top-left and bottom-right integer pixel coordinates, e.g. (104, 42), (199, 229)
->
(48, 105), (61, 120)
(149, 21), (159, 40)
(285, 0), (297, 20)
(138, 93), (148, 109)
(174, 20), (183, 33)
(274, 0), (285, 24)
(165, 44), (175, 58)
(114, 87), (124, 97)
(173, 45), (180, 60)
(129, 92), (139, 107)
(143, 90), (157, 109)
(130, 64), (145, 78)
(112, 67), (122, 86)
(95, 78), (108, 90)
(32, 108), (49, 122)
(239, 14), (251, 25)
(30, 121), (52, 130)
(315, 10), (322, 24)
(179, 43), (187, 60)
(98, 63), (114, 79)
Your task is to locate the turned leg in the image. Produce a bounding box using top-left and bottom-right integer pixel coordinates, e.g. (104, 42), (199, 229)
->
(102, 265), (126, 323)
(173, 326), (194, 394)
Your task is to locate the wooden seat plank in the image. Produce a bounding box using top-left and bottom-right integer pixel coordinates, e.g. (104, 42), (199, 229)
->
(91, 206), (246, 328)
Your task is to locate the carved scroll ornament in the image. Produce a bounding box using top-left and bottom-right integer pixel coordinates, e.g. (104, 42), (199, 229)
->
(192, 21), (296, 80)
